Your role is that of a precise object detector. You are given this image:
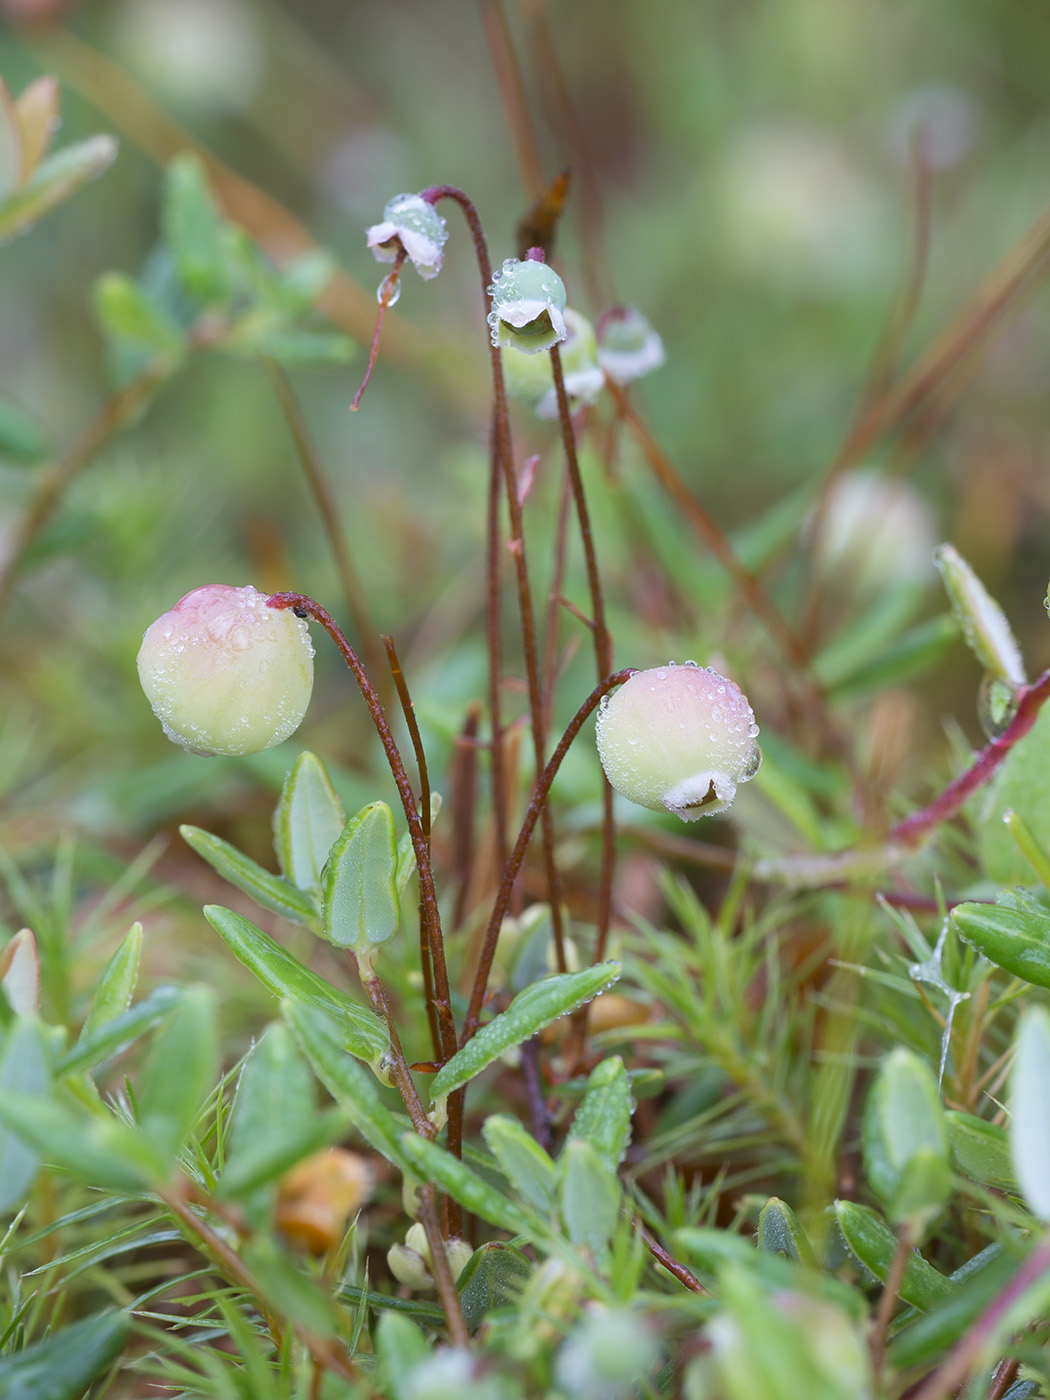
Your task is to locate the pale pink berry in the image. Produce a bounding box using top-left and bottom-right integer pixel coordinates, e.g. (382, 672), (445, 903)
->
(137, 584), (314, 756)
(596, 663), (760, 821)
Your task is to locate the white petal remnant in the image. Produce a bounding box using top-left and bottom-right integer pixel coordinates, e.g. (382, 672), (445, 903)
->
(596, 663), (760, 821)
(812, 469), (936, 595)
(137, 584), (314, 756)
(502, 307), (604, 419)
(596, 306), (666, 386)
(366, 192), (448, 280)
(487, 256), (567, 353)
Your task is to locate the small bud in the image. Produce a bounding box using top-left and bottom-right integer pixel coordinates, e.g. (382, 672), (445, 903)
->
(366, 192), (448, 280)
(0, 928), (39, 1017)
(812, 469), (936, 595)
(595, 306), (665, 385)
(388, 1222), (434, 1291)
(487, 256), (567, 353)
(502, 307), (604, 419)
(596, 663), (760, 821)
(137, 584), (314, 756)
(444, 1237), (473, 1283)
(275, 1148), (374, 1254)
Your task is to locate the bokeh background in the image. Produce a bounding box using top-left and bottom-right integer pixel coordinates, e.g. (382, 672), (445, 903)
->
(1, 0), (1050, 1004)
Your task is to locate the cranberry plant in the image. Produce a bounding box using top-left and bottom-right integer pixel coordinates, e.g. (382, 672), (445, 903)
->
(2, 13), (1050, 1400)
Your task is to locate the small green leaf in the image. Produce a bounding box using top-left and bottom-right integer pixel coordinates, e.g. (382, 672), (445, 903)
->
(205, 906), (389, 1070)
(0, 395), (47, 463)
(946, 1110), (1014, 1189)
(255, 330), (355, 365)
(862, 1048), (951, 1228)
(138, 985), (218, 1162)
(0, 1090), (161, 1189)
(935, 543), (1025, 687)
(0, 135), (117, 243)
(0, 1018), (49, 1210)
(275, 250), (337, 314)
(1010, 1006), (1050, 1220)
(757, 1197), (814, 1266)
(273, 751), (345, 891)
(431, 962), (621, 1100)
(55, 984), (180, 1077)
(79, 923), (142, 1042)
(952, 892), (1050, 990)
(482, 1114), (558, 1212)
(220, 1107), (349, 1204)
(93, 271), (184, 359)
(321, 802), (400, 956)
(0, 1311), (128, 1400)
(220, 1023), (321, 1206)
(242, 1235), (339, 1339)
(456, 1242), (531, 1332)
(569, 1055), (633, 1170)
(282, 998), (403, 1164)
(182, 824), (319, 929)
(162, 152), (233, 304)
(397, 1132), (537, 1238)
(377, 1312), (430, 1400)
(559, 1136), (621, 1255)
(834, 1201), (953, 1310)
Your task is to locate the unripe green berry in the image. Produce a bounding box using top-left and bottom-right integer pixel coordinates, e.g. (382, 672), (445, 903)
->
(137, 584), (314, 756)
(487, 256), (567, 353)
(366, 192), (448, 280)
(596, 663), (760, 821)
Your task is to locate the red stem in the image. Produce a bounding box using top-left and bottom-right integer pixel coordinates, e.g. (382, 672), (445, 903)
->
(349, 249), (406, 411)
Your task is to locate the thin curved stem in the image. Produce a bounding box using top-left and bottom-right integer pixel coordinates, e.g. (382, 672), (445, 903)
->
(267, 593), (457, 1067)
(462, 668), (635, 1041)
(349, 249), (406, 411)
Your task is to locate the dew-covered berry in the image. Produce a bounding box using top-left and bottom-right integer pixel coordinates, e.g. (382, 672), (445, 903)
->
(137, 584), (314, 756)
(596, 662), (760, 821)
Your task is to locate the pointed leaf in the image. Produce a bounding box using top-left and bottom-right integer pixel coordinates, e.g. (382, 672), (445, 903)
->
(889, 1244), (1023, 1371)
(55, 984), (180, 1077)
(952, 892), (1050, 989)
(162, 152), (233, 303)
(0, 929), (39, 1017)
(273, 751), (345, 891)
(94, 272), (185, 359)
(0, 1017), (49, 1210)
(0, 395), (48, 463)
(1010, 1007), (1050, 1220)
(79, 923), (141, 1041)
(398, 1132), (537, 1238)
(559, 1137), (621, 1255)
(431, 962), (621, 1100)
(281, 998), (403, 1165)
(946, 1110), (1014, 1189)
(0, 1311), (128, 1400)
(14, 76), (58, 180)
(482, 1114), (558, 1212)
(935, 543), (1025, 687)
(321, 802), (400, 955)
(568, 1055), (633, 1170)
(0, 1090), (161, 1189)
(182, 825), (319, 928)
(834, 1201), (953, 1310)
(138, 985), (218, 1162)
(0, 135), (117, 244)
(206, 905), (389, 1070)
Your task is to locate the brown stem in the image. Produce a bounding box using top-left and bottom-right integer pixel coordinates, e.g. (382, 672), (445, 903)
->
(463, 668), (635, 1040)
(267, 594), (458, 1067)
(422, 185), (568, 975)
(486, 419), (510, 872)
(161, 1183), (360, 1386)
(360, 967), (433, 1140)
(550, 346), (616, 965)
(0, 366), (165, 624)
(869, 1221), (914, 1375)
(264, 358), (386, 687)
(350, 250), (407, 410)
(890, 669), (1050, 847)
(417, 1185), (470, 1347)
(478, 0), (545, 199)
(634, 1219), (709, 1295)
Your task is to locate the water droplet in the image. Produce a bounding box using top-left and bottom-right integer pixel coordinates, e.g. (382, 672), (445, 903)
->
(741, 744), (762, 780)
(748, 723), (760, 738)
(378, 277), (402, 306)
(977, 673), (1019, 740)
(656, 669), (667, 680)
(683, 659), (698, 668)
